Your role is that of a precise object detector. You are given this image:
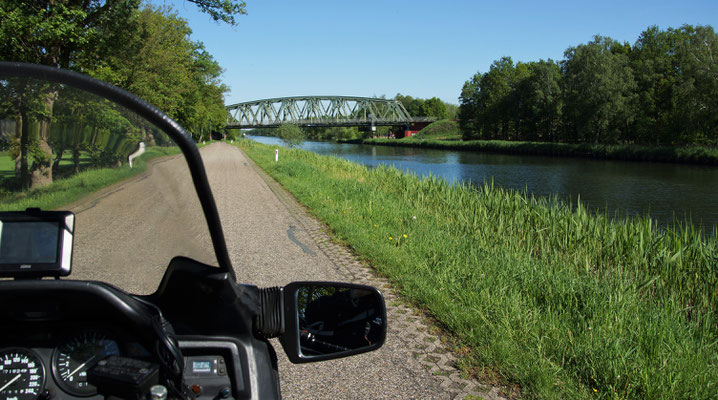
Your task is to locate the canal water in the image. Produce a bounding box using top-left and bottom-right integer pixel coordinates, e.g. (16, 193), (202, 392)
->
(248, 136), (718, 230)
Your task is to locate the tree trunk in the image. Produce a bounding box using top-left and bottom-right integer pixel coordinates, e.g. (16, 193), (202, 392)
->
(19, 110), (30, 189)
(52, 149), (64, 175)
(73, 146), (80, 174)
(141, 126), (156, 146)
(30, 138), (53, 188)
(30, 90), (58, 189)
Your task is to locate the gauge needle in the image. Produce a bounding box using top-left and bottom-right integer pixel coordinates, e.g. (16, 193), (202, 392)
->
(0, 374), (21, 392)
(68, 356), (96, 379)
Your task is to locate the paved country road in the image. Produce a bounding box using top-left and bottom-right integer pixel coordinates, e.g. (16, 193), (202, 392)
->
(68, 142), (509, 400)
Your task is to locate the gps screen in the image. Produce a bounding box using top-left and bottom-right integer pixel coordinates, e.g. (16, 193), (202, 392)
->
(0, 221), (60, 264)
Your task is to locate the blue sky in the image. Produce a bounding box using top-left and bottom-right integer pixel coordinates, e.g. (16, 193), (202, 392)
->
(167, 0), (718, 105)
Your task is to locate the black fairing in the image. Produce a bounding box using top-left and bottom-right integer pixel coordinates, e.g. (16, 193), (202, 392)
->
(0, 280), (158, 345)
(149, 256), (259, 336)
(148, 257), (280, 398)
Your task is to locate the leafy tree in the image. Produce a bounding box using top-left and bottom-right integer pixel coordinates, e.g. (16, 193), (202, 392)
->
(562, 36), (636, 143)
(458, 73), (483, 140)
(0, 0), (140, 187)
(458, 25), (716, 146)
(397, 93), (453, 121)
(100, 6), (229, 142)
(478, 57), (517, 140)
(0, 0), (245, 188)
(421, 97), (449, 120)
(276, 123), (306, 148)
(630, 26), (677, 144)
(670, 25), (718, 145)
(517, 60), (563, 141)
(444, 103), (459, 120)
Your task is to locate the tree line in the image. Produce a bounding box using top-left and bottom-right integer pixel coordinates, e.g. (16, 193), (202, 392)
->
(0, 0), (244, 189)
(458, 25), (718, 146)
(395, 94), (458, 121)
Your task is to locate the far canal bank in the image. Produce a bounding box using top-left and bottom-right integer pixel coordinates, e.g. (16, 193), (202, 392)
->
(357, 137), (718, 165)
(248, 135), (718, 231)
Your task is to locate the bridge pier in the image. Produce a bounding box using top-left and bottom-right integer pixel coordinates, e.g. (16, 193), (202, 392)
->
(397, 121), (432, 138)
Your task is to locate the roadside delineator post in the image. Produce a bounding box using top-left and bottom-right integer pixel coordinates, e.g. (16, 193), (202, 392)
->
(128, 142), (145, 168)
(275, 149), (279, 162)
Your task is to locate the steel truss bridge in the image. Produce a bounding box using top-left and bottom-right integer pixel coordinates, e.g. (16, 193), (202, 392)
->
(225, 96), (434, 129)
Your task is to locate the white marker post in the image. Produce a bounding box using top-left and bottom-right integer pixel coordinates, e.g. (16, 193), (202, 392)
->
(128, 142), (145, 168)
(275, 149), (279, 162)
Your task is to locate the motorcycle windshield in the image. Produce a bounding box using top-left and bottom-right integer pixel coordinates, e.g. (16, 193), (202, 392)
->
(0, 74), (217, 294)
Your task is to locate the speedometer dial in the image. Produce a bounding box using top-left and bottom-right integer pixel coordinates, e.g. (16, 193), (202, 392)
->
(0, 349), (45, 400)
(52, 331), (120, 396)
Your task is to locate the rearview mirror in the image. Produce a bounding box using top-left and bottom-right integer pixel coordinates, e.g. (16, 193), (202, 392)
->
(279, 281), (386, 363)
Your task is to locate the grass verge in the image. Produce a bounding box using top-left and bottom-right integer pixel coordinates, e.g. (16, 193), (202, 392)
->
(238, 139), (717, 400)
(357, 138), (718, 165)
(411, 120), (462, 140)
(0, 146), (180, 210)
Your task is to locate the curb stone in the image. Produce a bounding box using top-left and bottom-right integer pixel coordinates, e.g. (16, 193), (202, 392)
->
(244, 151), (511, 400)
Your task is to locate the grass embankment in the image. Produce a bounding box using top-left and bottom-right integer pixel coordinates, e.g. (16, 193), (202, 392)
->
(238, 139), (717, 400)
(410, 119), (462, 140)
(0, 147), (180, 210)
(358, 137), (718, 165)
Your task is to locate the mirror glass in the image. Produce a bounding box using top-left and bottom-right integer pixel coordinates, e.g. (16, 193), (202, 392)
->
(296, 285), (384, 356)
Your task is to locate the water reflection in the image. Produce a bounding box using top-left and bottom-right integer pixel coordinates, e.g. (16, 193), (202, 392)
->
(248, 136), (718, 230)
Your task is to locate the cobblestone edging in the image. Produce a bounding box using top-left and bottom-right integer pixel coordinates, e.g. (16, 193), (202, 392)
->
(244, 154), (511, 400)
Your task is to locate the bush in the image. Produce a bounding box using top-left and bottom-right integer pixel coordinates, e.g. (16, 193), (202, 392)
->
(276, 123), (306, 148)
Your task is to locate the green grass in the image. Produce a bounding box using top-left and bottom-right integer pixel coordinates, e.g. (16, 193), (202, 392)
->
(0, 152), (13, 178)
(409, 119), (462, 140)
(359, 138), (718, 165)
(237, 139), (718, 400)
(0, 147), (180, 211)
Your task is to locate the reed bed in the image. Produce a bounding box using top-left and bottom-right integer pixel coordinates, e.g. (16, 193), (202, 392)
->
(239, 139), (717, 399)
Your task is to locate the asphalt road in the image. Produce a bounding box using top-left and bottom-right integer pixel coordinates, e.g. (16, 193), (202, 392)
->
(68, 142), (500, 399)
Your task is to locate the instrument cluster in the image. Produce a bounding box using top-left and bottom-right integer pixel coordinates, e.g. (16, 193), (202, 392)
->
(0, 328), (150, 400)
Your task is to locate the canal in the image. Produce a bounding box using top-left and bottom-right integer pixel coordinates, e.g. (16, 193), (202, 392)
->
(248, 136), (718, 230)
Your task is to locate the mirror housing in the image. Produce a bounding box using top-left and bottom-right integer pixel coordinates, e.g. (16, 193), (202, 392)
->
(279, 281), (387, 363)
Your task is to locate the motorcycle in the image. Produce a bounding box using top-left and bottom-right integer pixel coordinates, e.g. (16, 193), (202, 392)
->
(0, 62), (387, 400)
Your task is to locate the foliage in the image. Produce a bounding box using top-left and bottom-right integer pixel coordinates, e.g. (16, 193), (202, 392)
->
(303, 126), (365, 141)
(240, 139), (718, 400)
(187, 0), (246, 25)
(275, 123), (306, 148)
(0, 1), (235, 188)
(562, 36), (636, 143)
(0, 0), (139, 69)
(458, 24), (718, 147)
(95, 6), (229, 142)
(396, 94), (451, 120)
(0, 0), (239, 188)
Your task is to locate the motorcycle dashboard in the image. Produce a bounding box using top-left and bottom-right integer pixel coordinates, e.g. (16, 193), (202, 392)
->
(0, 276), (248, 400)
(0, 328), (151, 400)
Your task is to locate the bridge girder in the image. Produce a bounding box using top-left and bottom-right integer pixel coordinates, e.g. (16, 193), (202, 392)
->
(225, 96), (434, 129)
